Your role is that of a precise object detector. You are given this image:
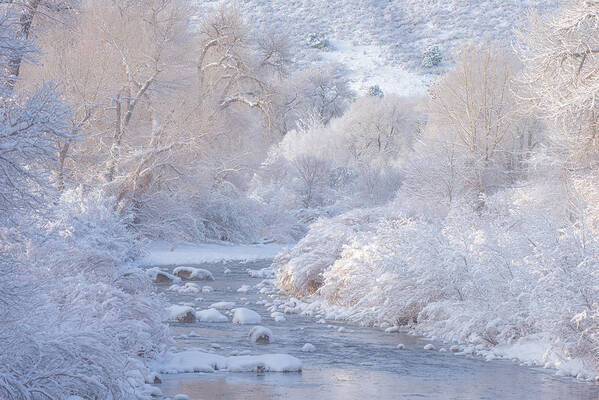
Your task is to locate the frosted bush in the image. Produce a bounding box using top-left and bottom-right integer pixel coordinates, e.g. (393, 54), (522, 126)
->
(367, 84), (384, 97)
(277, 187), (599, 371)
(275, 207), (394, 296)
(305, 32), (332, 50)
(421, 45), (442, 68)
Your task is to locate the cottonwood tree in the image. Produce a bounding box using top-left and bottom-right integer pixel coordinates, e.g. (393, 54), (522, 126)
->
(518, 1), (599, 166)
(403, 43), (536, 212)
(30, 0), (195, 195)
(517, 1), (599, 226)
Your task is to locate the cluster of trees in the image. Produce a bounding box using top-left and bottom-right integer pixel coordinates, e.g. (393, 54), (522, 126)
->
(275, 0), (599, 374)
(0, 0), (386, 396)
(5, 0), (599, 393)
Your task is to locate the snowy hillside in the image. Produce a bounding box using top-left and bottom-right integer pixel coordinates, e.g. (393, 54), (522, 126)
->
(195, 0), (559, 94)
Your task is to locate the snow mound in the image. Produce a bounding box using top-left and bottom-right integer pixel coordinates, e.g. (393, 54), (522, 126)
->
(237, 284), (251, 293)
(146, 267), (179, 284)
(154, 350), (302, 373)
(168, 305), (196, 323)
(196, 308), (228, 323)
(226, 354), (302, 372)
(424, 344), (436, 351)
(209, 301), (236, 310)
(232, 308), (262, 324)
(249, 326), (273, 344)
(173, 266), (214, 281)
(247, 267), (276, 278)
(167, 282), (200, 294)
(301, 343), (316, 352)
(271, 311), (286, 322)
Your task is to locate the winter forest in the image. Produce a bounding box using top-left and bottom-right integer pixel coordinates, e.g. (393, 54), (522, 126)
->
(3, 0), (599, 398)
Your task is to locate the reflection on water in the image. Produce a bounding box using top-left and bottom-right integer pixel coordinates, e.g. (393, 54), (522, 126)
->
(151, 260), (599, 400)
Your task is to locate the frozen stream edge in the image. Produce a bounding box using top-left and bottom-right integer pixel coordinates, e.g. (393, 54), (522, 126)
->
(146, 258), (599, 400)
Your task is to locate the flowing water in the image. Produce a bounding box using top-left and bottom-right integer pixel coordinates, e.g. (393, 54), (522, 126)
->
(149, 259), (599, 400)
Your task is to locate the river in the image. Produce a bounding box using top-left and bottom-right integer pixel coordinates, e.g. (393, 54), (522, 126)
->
(149, 259), (599, 400)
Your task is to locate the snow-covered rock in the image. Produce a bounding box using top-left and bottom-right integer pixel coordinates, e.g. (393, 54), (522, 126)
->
(196, 308), (228, 323)
(232, 308), (262, 324)
(167, 282), (200, 294)
(247, 267), (276, 278)
(424, 344), (436, 351)
(202, 286), (213, 293)
(385, 326), (400, 333)
(146, 267), (179, 284)
(301, 343), (316, 352)
(173, 266), (214, 281)
(237, 284), (251, 293)
(271, 311), (286, 322)
(226, 354), (302, 372)
(396, 344), (406, 350)
(154, 350), (302, 373)
(209, 301), (236, 310)
(249, 326), (273, 344)
(168, 305), (196, 323)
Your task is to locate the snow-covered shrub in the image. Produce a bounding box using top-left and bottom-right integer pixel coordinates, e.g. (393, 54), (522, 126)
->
(367, 84), (384, 97)
(275, 207), (394, 296)
(402, 43), (536, 216)
(421, 45), (442, 68)
(252, 95), (424, 229)
(305, 32), (332, 50)
(281, 63), (355, 126)
(277, 185), (599, 372)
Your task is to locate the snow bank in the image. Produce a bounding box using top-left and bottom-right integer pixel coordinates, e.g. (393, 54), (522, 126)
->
(274, 197), (599, 378)
(232, 308), (262, 324)
(154, 350), (302, 373)
(196, 308), (228, 323)
(141, 241), (285, 266)
(173, 266), (214, 281)
(275, 207), (392, 296)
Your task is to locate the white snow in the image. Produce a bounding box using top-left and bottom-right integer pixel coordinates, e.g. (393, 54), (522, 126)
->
(249, 326), (274, 344)
(168, 305), (196, 323)
(209, 301), (236, 310)
(154, 350), (302, 373)
(196, 308), (228, 323)
(201, 286), (213, 293)
(232, 308), (262, 324)
(237, 284), (251, 293)
(167, 282), (200, 294)
(301, 343), (316, 352)
(247, 267), (276, 278)
(146, 267), (179, 284)
(424, 344), (436, 351)
(173, 266), (214, 281)
(271, 311), (286, 322)
(141, 241), (285, 266)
